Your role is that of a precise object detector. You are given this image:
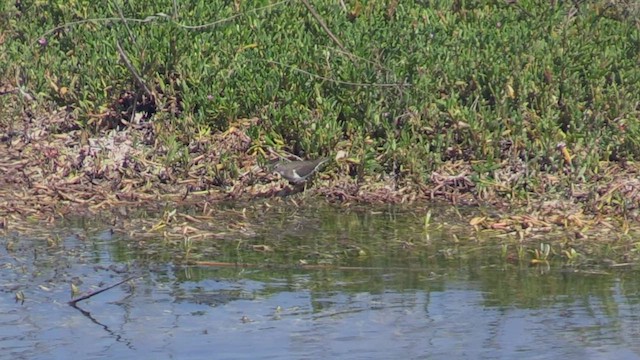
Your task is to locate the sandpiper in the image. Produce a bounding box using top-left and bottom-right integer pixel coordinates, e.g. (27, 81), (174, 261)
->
(273, 157), (329, 184)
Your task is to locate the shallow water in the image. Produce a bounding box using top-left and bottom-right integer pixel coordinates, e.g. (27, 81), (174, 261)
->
(2, 207), (640, 359)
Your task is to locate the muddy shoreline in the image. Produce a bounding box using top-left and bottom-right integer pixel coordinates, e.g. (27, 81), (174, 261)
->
(1, 107), (639, 246)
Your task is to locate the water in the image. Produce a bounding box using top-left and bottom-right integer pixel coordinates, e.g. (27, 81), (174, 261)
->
(2, 207), (640, 359)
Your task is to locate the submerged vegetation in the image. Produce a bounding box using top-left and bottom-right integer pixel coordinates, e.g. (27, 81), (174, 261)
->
(0, 0), (639, 263)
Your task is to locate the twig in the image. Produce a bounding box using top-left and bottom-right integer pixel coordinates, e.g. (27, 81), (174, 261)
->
(299, 0), (354, 62)
(178, 1), (290, 30)
(265, 59), (408, 88)
(33, 1), (291, 44)
(68, 276), (139, 306)
(194, 260), (437, 272)
(116, 40), (155, 103)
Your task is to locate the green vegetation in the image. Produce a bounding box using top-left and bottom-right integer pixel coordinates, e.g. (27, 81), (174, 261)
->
(1, 1), (639, 211)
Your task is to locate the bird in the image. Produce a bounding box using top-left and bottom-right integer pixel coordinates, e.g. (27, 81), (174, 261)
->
(273, 157), (329, 184)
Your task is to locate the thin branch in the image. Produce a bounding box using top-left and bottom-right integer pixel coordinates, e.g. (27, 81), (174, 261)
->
(33, 15), (170, 47)
(114, 0), (138, 45)
(116, 40), (154, 102)
(34, 1), (291, 45)
(265, 60), (409, 88)
(68, 276), (139, 306)
(194, 260), (442, 272)
(178, 0), (290, 30)
(299, 0), (353, 61)
(323, 45), (391, 73)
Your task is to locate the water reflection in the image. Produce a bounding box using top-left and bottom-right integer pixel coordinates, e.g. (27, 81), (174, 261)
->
(1, 209), (640, 359)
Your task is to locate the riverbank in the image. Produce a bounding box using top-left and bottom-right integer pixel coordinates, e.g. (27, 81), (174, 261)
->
(1, 1), (639, 262)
